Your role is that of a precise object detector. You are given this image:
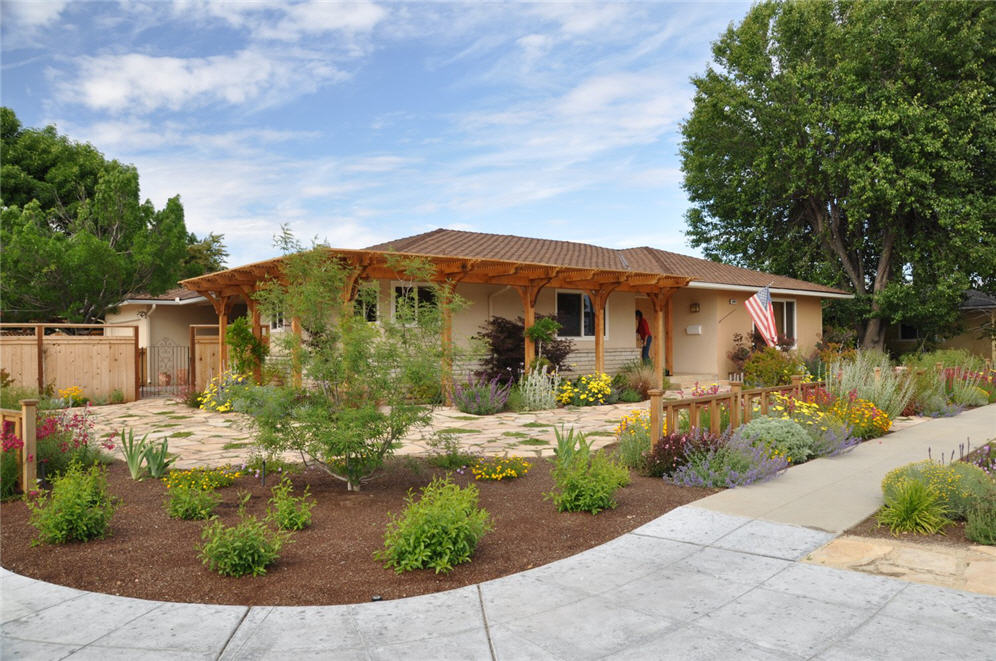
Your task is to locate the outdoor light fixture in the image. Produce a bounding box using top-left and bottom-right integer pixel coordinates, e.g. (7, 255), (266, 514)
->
(729, 298), (737, 305)
(689, 303), (701, 313)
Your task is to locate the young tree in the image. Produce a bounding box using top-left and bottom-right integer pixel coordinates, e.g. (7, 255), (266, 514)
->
(680, 1), (996, 347)
(0, 107), (225, 322)
(237, 231), (464, 491)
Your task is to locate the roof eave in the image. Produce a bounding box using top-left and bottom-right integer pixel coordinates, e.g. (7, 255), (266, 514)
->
(685, 281), (852, 299)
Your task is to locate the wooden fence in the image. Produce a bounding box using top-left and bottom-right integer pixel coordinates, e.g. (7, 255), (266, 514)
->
(648, 375), (825, 442)
(0, 399), (38, 493)
(0, 324), (139, 402)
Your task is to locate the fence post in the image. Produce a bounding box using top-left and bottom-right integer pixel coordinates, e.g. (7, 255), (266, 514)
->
(730, 382), (742, 430)
(19, 399), (37, 493)
(873, 367), (881, 385)
(648, 389), (663, 448)
(35, 325), (44, 393)
(791, 374), (803, 398)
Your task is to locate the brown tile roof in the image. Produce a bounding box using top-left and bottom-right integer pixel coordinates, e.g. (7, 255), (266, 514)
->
(367, 229), (848, 295)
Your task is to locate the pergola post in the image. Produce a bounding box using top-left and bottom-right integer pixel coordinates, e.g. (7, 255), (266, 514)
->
(516, 284), (542, 372)
(665, 294), (674, 377)
(649, 294), (665, 388)
(248, 297), (263, 385)
(440, 284), (455, 406)
(291, 316), (303, 388)
(585, 286), (617, 375)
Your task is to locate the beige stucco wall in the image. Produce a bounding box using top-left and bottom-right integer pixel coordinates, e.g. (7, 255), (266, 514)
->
(887, 310), (996, 361)
(105, 306), (151, 347)
(366, 281), (827, 378)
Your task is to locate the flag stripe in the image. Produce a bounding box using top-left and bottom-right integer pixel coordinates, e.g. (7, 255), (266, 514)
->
(745, 287), (779, 347)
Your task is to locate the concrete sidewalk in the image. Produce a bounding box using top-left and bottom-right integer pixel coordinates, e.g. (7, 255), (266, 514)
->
(3, 406), (995, 660)
(696, 403), (996, 533)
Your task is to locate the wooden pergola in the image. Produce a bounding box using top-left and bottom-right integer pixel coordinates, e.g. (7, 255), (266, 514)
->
(179, 247), (690, 396)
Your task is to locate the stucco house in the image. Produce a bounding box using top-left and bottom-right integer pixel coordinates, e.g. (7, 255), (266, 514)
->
(105, 287), (234, 394)
(177, 229), (850, 391)
(886, 289), (996, 362)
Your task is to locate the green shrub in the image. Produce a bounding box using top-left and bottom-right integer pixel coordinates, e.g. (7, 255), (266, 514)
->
(426, 431), (478, 469)
(198, 494), (292, 577)
(614, 412), (651, 470)
(546, 451), (630, 514)
(376, 476), (493, 574)
(267, 476), (315, 530)
(883, 460), (995, 520)
(877, 479), (951, 535)
(827, 349), (914, 419)
(547, 429), (630, 514)
(743, 347), (798, 387)
(965, 496), (996, 545)
(739, 416), (814, 464)
(904, 349), (986, 374)
(166, 485), (219, 520)
(27, 462), (118, 545)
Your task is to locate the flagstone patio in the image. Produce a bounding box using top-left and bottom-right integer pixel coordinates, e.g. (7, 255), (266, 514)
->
(84, 396), (659, 469)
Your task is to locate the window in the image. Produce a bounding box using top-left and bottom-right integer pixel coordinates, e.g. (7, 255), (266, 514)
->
(754, 299), (796, 345)
(354, 298), (378, 322)
(393, 284), (436, 325)
(267, 310), (287, 331)
(771, 299), (796, 344)
(555, 292), (607, 338)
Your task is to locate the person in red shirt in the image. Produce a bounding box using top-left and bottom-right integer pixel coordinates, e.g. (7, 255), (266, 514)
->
(635, 310), (651, 364)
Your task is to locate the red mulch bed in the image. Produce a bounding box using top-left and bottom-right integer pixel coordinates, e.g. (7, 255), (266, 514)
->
(0, 458), (714, 606)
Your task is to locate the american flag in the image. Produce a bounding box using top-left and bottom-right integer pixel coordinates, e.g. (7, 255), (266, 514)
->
(745, 286), (778, 346)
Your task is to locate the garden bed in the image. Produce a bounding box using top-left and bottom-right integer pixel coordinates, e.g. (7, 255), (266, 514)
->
(0, 458), (714, 606)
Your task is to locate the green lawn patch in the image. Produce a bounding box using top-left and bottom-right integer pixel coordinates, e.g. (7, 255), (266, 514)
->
(586, 431), (614, 437)
(501, 431), (530, 438)
(447, 415), (482, 421)
(170, 431), (194, 438)
(222, 441), (251, 450)
(168, 415), (193, 420)
(516, 438), (548, 446)
(436, 427), (481, 434)
(521, 422), (553, 428)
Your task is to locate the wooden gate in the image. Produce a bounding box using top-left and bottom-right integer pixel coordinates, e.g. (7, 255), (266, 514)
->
(190, 325), (220, 391)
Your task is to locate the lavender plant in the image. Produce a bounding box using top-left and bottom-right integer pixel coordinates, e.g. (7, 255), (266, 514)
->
(452, 375), (512, 415)
(665, 432), (788, 488)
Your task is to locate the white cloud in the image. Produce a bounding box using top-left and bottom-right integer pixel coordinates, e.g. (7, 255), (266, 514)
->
(2, 0), (70, 28)
(57, 49), (346, 113)
(255, 0), (387, 41)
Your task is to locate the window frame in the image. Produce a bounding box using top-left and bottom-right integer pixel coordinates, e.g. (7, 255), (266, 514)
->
(771, 298), (797, 347)
(751, 298), (797, 347)
(390, 281), (437, 325)
(554, 290), (609, 339)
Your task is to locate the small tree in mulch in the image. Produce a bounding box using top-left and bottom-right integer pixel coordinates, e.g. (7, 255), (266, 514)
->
(235, 229), (465, 491)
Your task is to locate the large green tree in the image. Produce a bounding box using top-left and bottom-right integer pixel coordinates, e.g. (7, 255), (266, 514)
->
(1, 107), (225, 322)
(681, 0), (996, 348)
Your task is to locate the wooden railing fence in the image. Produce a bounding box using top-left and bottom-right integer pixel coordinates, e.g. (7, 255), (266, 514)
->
(0, 399), (38, 493)
(648, 375), (825, 442)
(649, 360), (995, 444)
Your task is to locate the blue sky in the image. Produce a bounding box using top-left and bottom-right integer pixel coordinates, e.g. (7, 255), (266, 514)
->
(1, 1), (751, 268)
